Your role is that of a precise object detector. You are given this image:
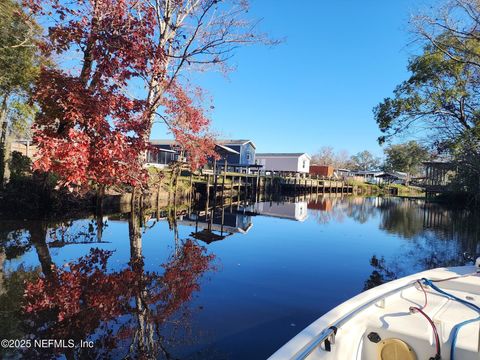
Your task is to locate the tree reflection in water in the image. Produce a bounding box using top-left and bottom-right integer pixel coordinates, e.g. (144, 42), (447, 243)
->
(366, 200), (479, 289)
(1, 196), (479, 358)
(363, 255), (398, 291)
(306, 196), (479, 290)
(0, 209), (215, 359)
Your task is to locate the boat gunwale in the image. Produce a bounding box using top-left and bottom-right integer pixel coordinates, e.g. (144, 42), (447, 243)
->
(269, 265), (479, 360)
(291, 281), (416, 360)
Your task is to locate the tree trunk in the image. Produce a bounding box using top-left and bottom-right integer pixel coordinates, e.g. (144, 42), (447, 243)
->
(173, 164), (181, 203)
(0, 247), (5, 296)
(129, 207), (143, 263)
(95, 184), (105, 211)
(156, 183), (161, 220)
(128, 207), (155, 356)
(29, 222), (53, 278)
(0, 94), (9, 189)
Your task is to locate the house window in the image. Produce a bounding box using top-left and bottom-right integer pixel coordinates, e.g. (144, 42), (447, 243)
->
(246, 153), (250, 160)
(302, 160), (306, 168)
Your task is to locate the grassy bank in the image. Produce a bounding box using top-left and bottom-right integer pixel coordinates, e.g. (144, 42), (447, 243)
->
(387, 184), (424, 197)
(346, 179), (425, 197)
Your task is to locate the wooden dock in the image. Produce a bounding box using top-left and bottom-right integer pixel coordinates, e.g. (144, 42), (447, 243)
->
(192, 170), (355, 198)
(279, 175), (354, 194)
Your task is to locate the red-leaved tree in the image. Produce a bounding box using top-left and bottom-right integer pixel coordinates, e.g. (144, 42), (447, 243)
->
(26, 0), (155, 190)
(23, 241), (215, 358)
(25, 0), (271, 191)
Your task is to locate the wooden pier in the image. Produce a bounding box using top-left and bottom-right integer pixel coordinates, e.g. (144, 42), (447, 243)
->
(192, 170), (355, 199)
(279, 175), (354, 194)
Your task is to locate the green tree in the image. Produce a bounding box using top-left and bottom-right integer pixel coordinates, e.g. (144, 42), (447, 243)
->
(374, 0), (480, 198)
(373, 39), (478, 149)
(0, 0), (40, 187)
(350, 150), (381, 171)
(383, 141), (430, 176)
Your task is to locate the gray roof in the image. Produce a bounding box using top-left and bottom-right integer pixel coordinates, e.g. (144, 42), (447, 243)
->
(353, 170), (384, 175)
(216, 144), (240, 155)
(256, 153), (310, 158)
(150, 139), (255, 149)
(150, 139), (177, 145)
(157, 148), (176, 153)
(217, 139), (256, 149)
(377, 171), (407, 179)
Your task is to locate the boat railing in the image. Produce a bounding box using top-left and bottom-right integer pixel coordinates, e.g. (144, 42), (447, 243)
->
(293, 281), (417, 360)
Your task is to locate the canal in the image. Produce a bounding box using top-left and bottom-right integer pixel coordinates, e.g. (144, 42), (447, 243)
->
(0, 196), (479, 359)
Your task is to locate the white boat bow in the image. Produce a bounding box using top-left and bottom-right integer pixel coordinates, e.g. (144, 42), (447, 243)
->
(269, 261), (480, 360)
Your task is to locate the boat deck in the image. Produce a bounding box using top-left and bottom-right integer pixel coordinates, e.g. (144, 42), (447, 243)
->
(269, 266), (480, 360)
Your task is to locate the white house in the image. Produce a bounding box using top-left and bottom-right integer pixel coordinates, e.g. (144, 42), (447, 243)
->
(256, 153), (311, 173)
(254, 201), (308, 222)
(239, 201), (308, 222)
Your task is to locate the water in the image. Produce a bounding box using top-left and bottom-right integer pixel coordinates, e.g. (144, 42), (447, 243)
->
(0, 196), (479, 359)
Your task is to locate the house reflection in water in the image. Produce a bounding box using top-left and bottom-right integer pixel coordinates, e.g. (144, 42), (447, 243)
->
(307, 198), (333, 212)
(239, 201), (308, 222)
(180, 200), (312, 245)
(178, 209), (253, 244)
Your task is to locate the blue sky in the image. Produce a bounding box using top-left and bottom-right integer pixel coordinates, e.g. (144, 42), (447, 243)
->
(151, 0), (433, 157)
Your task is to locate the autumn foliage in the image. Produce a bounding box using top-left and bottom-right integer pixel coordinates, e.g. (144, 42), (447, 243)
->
(165, 84), (218, 169)
(25, 0), (218, 190)
(32, 69), (150, 188)
(23, 241), (215, 356)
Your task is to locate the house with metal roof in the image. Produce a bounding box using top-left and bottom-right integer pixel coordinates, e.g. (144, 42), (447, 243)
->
(350, 170), (408, 185)
(146, 140), (179, 168)
(255, 153), (311, 173)
(215, 140), (258, 172)
(351, 170), (385, 184)
(147, 139), (258, 172)
(376, 171), (408, 185)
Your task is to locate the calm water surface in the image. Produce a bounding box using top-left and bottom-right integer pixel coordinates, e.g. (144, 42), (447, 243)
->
(0, 196), (479, 359)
